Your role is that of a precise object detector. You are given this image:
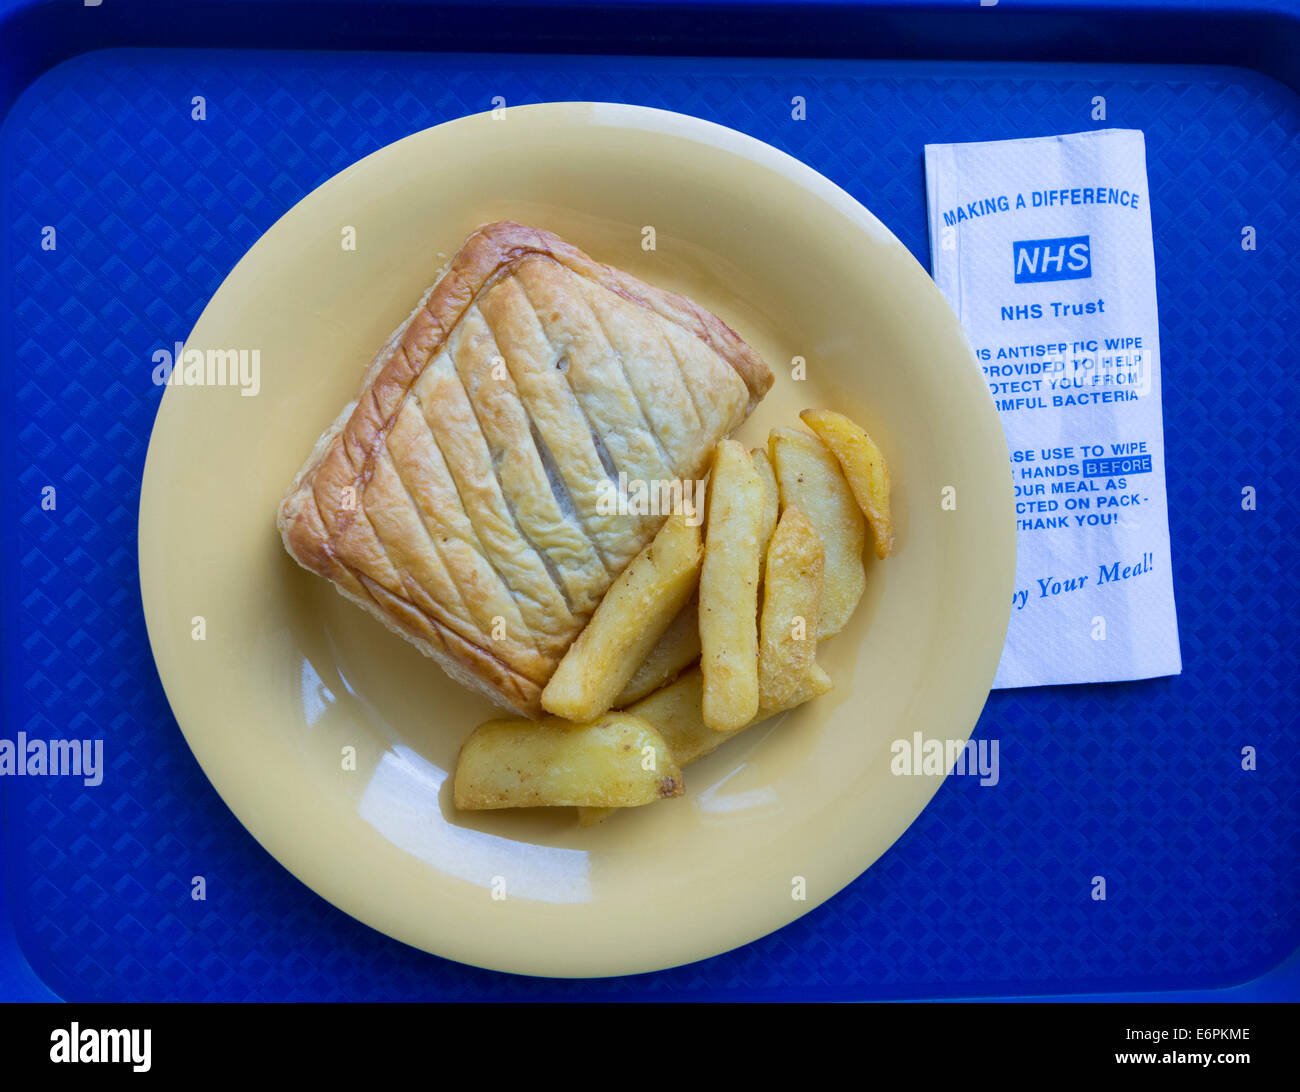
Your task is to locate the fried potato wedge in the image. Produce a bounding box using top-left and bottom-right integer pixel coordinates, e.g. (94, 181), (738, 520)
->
(768, 427), (866, 637)
(577, 663), (832, 825)
(613, 594), (701, 708)
(751, 445), (780, 557)
(698, 440), (764, 732)
(758, 506), (825, 707)
(542, 513), (702, 722)
(799, 408), (894, 559)
(455, 711), (684, 810)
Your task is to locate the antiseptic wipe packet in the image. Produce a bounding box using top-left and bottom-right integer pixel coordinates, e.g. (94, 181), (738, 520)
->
(925, 128), (1181, 688)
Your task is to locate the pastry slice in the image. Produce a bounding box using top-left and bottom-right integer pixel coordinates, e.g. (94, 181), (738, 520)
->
(278, 221), (773, 716)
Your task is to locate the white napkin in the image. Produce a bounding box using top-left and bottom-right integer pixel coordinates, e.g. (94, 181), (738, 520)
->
(924, 128), (1181, 688)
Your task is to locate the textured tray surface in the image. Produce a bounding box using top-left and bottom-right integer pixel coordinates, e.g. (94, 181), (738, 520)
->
(2, 49), (1297, 1001)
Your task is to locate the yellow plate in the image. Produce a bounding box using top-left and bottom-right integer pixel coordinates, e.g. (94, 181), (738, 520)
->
(138, 102), (1014, 978)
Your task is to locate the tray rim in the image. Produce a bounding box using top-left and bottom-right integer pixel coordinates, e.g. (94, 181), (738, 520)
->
(2, 0), (1300, 124)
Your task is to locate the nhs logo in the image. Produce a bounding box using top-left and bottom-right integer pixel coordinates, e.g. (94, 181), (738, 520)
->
(1012, 235), (1091, 283)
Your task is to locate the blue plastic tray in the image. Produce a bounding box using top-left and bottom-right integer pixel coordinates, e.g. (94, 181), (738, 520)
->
(1, 3), (1297, 1002)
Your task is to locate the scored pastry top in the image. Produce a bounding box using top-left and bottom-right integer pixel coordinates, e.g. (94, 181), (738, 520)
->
(278, 221), (773, 716)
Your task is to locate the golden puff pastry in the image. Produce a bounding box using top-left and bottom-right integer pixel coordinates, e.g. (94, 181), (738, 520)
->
(277, 221), (773, 716)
